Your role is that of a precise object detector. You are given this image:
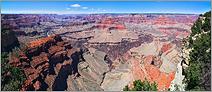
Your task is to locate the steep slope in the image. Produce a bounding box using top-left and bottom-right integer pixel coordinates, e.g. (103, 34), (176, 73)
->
(1, 24), (25, 91)
(7, 35), (112, 91)
(1, 25), (20, 52)
(183, 11), (211, 91)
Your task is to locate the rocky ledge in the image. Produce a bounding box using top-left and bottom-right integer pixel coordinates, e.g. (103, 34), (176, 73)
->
(8, 35), (111, 91)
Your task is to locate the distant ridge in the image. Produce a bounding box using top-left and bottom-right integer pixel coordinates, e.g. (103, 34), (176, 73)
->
(1, 13), (199, 15)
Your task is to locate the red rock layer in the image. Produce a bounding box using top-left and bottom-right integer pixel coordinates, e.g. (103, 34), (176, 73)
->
(130, 54), (175, 90)
(8, 35), (79, 91)
(161, 43), (172, 53)
(153, 16), (176, 25)
(28, 35), (56, 48)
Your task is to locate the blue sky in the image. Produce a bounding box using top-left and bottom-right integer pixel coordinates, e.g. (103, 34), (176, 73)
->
(1, 1), (211, 14)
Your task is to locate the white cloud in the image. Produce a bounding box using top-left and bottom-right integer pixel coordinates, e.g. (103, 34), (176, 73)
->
(82, 7), (88, 9)
(66, 8), (71, 10)
(71, 4), (81, 8)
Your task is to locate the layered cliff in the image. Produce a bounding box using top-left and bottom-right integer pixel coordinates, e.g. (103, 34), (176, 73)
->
(8, 35), (112, 91)
(1, 14), (200, 91)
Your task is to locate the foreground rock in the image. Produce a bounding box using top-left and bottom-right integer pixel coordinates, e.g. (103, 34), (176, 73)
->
(8, 35), (112, 91)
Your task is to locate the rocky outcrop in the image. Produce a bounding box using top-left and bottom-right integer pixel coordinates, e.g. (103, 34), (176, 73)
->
(3, 14), (199, 91)
(72, 50), (111, 91)
(90, 34), (153, 61)
(79, 50), (109, 84)
(8, 35), (113, 91)
(8, 35), (74, 91)
(125, 39), (181, 91)
(101, 62), (132, 91)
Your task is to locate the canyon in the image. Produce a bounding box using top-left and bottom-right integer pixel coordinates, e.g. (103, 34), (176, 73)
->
(1, 14), (198, 91)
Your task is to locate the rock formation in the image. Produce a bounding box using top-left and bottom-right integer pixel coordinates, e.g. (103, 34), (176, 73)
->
(8, 35), (112, 91)
(2, 14), (199, 91)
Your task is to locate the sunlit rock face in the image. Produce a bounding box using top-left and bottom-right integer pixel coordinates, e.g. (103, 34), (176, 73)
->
(9, 35), (79, 91)
(128, 39), (180, 90)
(2, 14), (198, 91)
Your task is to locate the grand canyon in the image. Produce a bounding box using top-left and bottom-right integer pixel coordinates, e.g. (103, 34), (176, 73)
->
(1, 13), (201, 91)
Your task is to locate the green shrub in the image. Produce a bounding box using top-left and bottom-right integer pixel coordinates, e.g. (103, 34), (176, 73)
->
(1, 53), (26, 91)
(184, 11), (211, 91)
(123, 79), (157, 91)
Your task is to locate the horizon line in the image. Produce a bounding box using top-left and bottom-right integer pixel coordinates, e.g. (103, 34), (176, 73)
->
(1, 12), (201, 15)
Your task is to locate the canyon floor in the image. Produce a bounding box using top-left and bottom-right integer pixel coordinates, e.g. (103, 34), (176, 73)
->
(1, 14), (198, 91)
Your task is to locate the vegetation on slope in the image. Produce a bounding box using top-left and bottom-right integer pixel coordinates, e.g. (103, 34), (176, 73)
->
(1, 52), (26, 91)
(123, 80), (157, 91)
(184, 11), (211, 91)
(1, 27), (26, 91)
